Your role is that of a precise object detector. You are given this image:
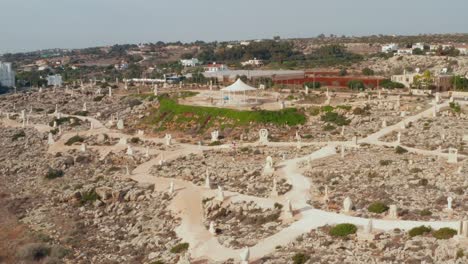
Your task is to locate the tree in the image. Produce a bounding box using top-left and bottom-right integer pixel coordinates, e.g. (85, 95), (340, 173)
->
(413, 70), (433, 89)
(412, 48), (424, 55)
(348, 80), (365, 90)
(452, 76), (468, 91)
(380, 79), (405, 89)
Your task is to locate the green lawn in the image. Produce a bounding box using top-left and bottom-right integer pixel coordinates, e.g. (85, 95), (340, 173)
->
(142, 97), (306, 132)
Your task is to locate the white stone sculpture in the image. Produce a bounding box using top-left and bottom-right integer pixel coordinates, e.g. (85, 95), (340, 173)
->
(259, 129), (269, 144)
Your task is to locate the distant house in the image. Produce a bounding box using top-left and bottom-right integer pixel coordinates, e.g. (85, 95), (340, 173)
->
(396, 49), (413, 56)
(47, 74), (63, 87)
(204, 62), (228, 72)
(455, 44), (468, 55)
(180, 58), (200, 67)
(391, 72), (418, 88)
(412, 43), (425, 50)
(241, 58), (263, 67)
(381, 43), (398, 53)
(114, 61), (128, 70)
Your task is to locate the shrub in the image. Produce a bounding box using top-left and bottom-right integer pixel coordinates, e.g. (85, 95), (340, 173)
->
(12, 130), (26, 141)
(329, 223), (357, 237)
(130, 137), (140, 144)
(45, 168), (64, 180)
(292, 253), (310, 264)
(65, 135), (84, 146)
(80, 189), (98, 204)
(408, 225), (431, 237)
(419, 209), (432, 216)
(321, 105), (334, 113)
(321, 112), (350, 126)
(449, 102), (461, 113)
(433, 228), (457, 239)
(16, 243), (51, 261)
(348, 80), (365, 90)
(93, 95), (104, 102)
(395, 146), (408, 154)
(170, 243), (189, 254)
(322, 124), (336, 131)
(457, 249), (464, 259)
(379, 160), (392, 166)
(309, 107), (320, 116)
(368, 202), (389, 214)
(73, 111), (88, 116)
(209, 141), (222, 146)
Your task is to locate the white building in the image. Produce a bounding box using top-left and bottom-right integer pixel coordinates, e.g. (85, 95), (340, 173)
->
(381, 43), (398, 53)
(412, 43), (425, 50)
(47, 74), (63, 87)
(391, 72), (418, 88)
(0, 62), (15, 87)
(396, 49), (413, 56)
(180, 58), (200, 67)
(204, 62), (228, 72)
(455, 44), (468, 55)
(241, 58), (263, 67)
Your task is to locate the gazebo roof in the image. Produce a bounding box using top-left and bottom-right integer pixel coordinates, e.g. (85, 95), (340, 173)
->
(221, 79), (257, 92)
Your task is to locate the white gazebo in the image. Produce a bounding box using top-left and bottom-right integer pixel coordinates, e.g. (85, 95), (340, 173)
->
(220, 79), (257, 105)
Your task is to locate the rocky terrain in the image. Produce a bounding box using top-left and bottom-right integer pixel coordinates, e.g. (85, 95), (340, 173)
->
(305, 145), (467, 221)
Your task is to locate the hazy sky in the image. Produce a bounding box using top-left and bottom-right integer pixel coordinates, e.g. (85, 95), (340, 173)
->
(1, 0), (467, 54)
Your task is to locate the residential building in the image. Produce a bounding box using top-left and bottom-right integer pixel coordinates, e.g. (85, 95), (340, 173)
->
(47, 74), (63, 87)
(180, 58), (200, 67)
(241, 58), (263, 67)
(396, 49), (413, 55)
(455, 44), (468, 55)
(412, 43), (425, 50)
(381, 43), (398, 53)
(204, 62), (228, 72)
(0, 62), (15, 87)
(114, 61), (129, 70)
(391, 72), (418, 88)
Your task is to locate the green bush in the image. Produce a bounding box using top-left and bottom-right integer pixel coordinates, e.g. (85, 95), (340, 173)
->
(65, 135), (84, 146)
(73, 111), (88, 116)
(433, 228), (457, 240)
(348, 80), (365, 90)
(292, 252), (310, 264)
(80, 189), (98, 204)
(321, 112), (350, 126)
(321, 105), (334, 112)
(309, 107), (320, 116)
(395, 146), (408, 154)
(323, 124), (336, 131)
(209, 140), (222, 146)
(45, 168), (64, 180)
(368, 202), (389, 214)
(170, 243), (189, 254)
(408, 225), (432, 237)
(449, 102), (461, 113)
(380, 79), (405, 89)
(12, 130), (26, 141)
(419, 209), (432, 216)
(329, 223), (357, 237)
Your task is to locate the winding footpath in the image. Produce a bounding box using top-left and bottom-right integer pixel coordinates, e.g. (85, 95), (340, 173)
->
(1, 99), (467, 262)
